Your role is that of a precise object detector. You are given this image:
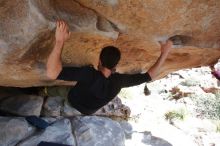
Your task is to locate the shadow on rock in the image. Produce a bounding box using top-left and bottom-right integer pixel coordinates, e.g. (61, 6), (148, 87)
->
(141, 131), (173, 146)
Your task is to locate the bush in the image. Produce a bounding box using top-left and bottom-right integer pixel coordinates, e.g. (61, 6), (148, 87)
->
(165, 108), (186, 124)
(169, 87), (191, 100)
(190, 92), (220, 120)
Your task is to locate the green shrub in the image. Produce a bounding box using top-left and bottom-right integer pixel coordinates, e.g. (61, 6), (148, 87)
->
(190, 92), (220, 120)
(169, 87), (191, 100)
(165, 108), (186, 124)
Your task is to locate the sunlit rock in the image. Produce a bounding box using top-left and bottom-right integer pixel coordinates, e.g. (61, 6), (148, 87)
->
(0, 0), (220, 87)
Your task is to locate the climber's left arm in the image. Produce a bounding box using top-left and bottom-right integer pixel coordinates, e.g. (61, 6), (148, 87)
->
(147, 40), (173, 80)
(46, 20), (71, 80)
(115, 40), (173, 88)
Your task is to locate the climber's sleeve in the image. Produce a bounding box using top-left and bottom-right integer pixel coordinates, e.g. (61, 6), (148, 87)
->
(57, 66), (93, 82)
(114, 72), (152, 88)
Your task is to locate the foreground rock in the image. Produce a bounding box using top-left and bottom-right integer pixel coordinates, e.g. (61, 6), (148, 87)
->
(43, 96), (63, 117)
(71, 116), (125, 146)
(0, 117), (35, 146)
(0, 116), (127, 146)
(0, 94), (43, 116)
(43, 88), (130, 118)
(18, 118), (76, 146)
(95, 97), (131, 118)
(0, 87), (24, 101)
(1, 0), (220, 87)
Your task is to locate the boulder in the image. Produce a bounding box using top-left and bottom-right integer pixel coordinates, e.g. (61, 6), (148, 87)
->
(118, 121), (133, 139)
(17, 118), (76, 146)
(62, 96), (131, 117)
(71, 116), (125, 146)
(0, 117), (35, 146)
(62, 100), (82, 117)
(43, 96), (63, 117)
(0, 94), (44, 116)
(43, 86), (131, 118)
(95, 97), (131, 118)
(0, 0), (220, 87)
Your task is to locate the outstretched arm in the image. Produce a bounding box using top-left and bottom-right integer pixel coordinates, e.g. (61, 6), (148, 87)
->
(46, 20), (71, 80)
(147, 40), (173, 80)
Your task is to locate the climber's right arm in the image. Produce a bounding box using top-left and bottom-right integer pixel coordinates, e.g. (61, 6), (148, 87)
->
(147, 40), (173, 80)
(46, 20), (71, 80)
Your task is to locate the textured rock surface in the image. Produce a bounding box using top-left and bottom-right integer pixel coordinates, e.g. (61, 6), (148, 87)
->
(43, 96), (63, 117)
(0, 94), (44, 116)
(42, 94), (130, 118)
(71, 116), (125, 146)
(0, 0), (220, 87)
(0, 117), (35, 146)
(62, 96), (131, 117)
(17, 118), (76, 146)
(95, 97), (131, 118)
(43, 86), (131, 118)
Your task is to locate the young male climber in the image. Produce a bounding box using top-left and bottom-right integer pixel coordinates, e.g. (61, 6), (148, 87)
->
(46, 20), (173, 115)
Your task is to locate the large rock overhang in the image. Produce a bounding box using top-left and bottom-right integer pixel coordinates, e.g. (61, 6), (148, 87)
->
(0, 0), (220, 87)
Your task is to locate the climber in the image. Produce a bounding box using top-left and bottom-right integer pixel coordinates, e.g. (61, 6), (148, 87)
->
(46, 20), (173, 115)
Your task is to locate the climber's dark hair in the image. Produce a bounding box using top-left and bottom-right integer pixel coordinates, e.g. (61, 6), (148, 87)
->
(100, 46), (121, 70)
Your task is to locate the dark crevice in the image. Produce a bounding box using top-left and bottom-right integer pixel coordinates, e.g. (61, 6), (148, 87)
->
(72, 0), (121, 33)
(0, 86), (45, 117)
(0, 87), (23, 102)
(0, 109), (22, 117)
(108, 19), (121, 32)
(169, 35), (192, 46)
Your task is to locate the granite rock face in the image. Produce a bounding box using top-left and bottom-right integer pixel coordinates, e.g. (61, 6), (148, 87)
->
(95, 97), (131, 118)
(0, 94), (44, 116)
(0, 0), (220, 87)
(43, 96), (63, 117)
(0, 117), (35, 146)
(17, 118), (76, 146)
(71, 116), (125, 146)
(42, 94), (130, 118)
(0, 116), (127, 146)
